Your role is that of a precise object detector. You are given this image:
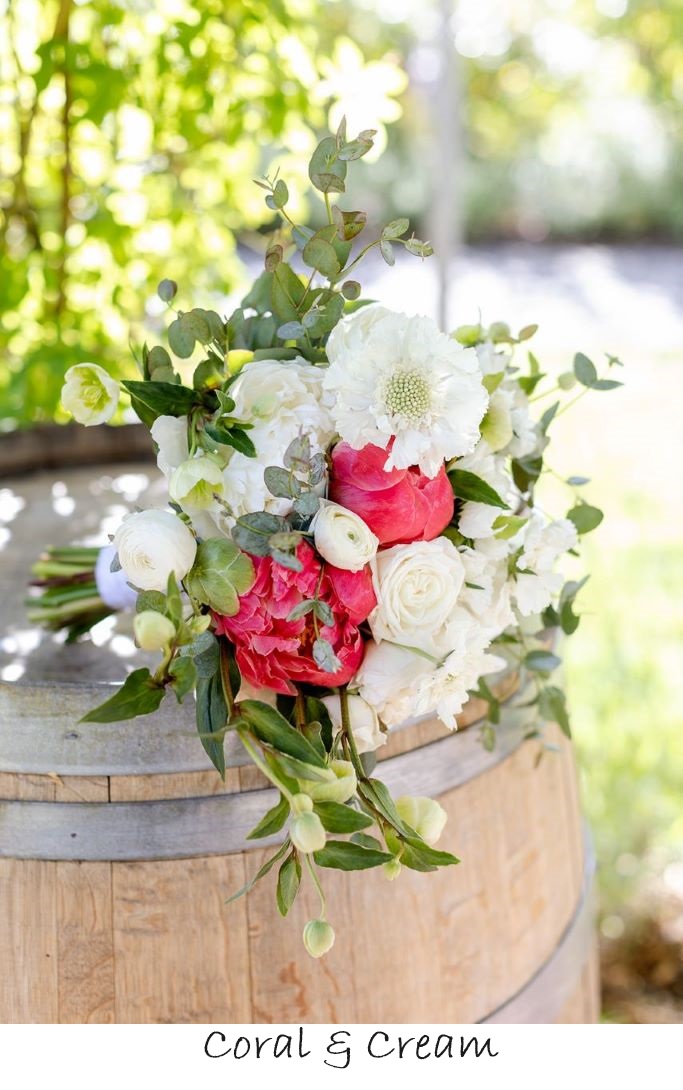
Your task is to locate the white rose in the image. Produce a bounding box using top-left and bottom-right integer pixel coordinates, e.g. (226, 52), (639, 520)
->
(94, 544), (138, 611)
(61, 363), (119, 426)
(369, 537), (466, 653)
(113, 509), (197, 592)
(312, 502), (378, 572)
(169, 456), (224, 510)
(321, 693), (386, 754)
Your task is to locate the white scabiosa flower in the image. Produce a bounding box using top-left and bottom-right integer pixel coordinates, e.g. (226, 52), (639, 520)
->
(113, 509), (197, 592)
(61, 363), (119, 426)
(312, 502), (378, 572)
(323, 310), (488, 477)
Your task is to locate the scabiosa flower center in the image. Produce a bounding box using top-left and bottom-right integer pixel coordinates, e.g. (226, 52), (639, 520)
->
(383, 369), (431, 422)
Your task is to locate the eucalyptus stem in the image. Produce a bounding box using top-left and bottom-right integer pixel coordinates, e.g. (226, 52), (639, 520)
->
(304, 852), (327, 919)
(323, 191), (333, 224)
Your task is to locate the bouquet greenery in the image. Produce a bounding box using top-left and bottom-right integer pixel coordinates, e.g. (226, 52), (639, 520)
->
(33, 120), (620, 957)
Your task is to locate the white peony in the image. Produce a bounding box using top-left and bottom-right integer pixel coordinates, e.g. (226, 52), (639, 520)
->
(312, 502), (378, 572)
(113, 509), (197, 592)
(61, 363), (119, 426)
(369, 537), (466, 653)
(323, 310), (488, 477)
(321, 693), (386, 754)
(221, 358), (334, 522)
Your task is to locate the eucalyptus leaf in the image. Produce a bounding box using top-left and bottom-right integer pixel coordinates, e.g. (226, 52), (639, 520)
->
(567, 504), (604, 535)
(185, 538), (255, 616)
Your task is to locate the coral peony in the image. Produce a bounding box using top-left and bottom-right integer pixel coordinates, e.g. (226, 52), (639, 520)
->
(329, 442), (454, 546)
(215, 541), (375, 695)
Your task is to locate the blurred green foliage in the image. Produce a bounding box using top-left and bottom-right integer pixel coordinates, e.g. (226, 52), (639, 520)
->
(0, 0), (406, 427)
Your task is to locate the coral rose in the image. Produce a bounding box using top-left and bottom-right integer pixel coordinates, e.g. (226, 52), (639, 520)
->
(329, 442), (454, 546)
(214, 541), (375, 695)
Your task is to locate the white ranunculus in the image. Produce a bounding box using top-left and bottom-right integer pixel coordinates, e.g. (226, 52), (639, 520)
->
(151, 416), (189, 478)
(324, 310), (488, 477)
(312, 502), (378, 572)
(369, 537), (466, 653)
(61, 363), (119, 426)
(94, 544), (138, 611)
(113, 509), (197, 592)
(169, 456), (224, 510)
(321, 693), (386, 754)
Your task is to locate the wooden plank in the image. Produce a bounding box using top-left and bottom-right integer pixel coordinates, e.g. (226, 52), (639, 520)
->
(112, 856), (252, 1023)
(0, 860), (58, 1022)
(110, 767), (241, 802)
(56, 862), (115, 1023)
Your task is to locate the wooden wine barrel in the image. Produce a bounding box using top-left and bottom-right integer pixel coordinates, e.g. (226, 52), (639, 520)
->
(0, 425), (599, 1024)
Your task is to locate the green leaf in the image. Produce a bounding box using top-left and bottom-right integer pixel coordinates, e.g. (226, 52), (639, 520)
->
(573, 353), (598, 387)
(135, 590), (167, 615)
(270, 751), (332, 783)
(168, 316), (196, 358)
(81, 668), (165, 723)
(204, 423), (256, 458)
(350, 832), (383, 851)
(524, 650), (561, 673)
(195, 669), (227, 777)
(539, 685), (571, 738)
(272, 178), (289, 209)
(302, 236), (340, 279)
(158, 279), (178, 303)
(225, 841), (290, 904)
(591, 379), (623, 391)
(246, 793), (290, 840)
(314, 802), (373, 834)
(403, 837), (459, 867)
(382, 217), (409, 240)
(379, 239), (395, 266)
(122, 380), (197, 421)
(239, 700), (327, 768)
(185, 538), (255, 616)
(540, 401), (560, 432)
(358, 778), (412, 836)
(449, 469), (510, 509)
(165, 571), (183, 626)
(313, 840), (393, 871)
(517, 323), (538, 342)
(271, 263), (306, 322)
(276, 854), (301, 917)
(169, 654), (197, 702)
(492, 514), (528, 540)
(309, 136), (347, 193)
(567, 504), (603, 535)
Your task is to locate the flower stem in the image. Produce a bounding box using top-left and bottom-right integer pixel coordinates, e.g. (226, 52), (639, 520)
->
(304, 852), (327, 919)
(237, 729), (296, 807)
(218, 638), (235, 717)
(294, 690), (307, 731)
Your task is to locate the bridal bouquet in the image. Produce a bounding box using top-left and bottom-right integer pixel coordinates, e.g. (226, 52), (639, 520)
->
(32, 121), (620, 957)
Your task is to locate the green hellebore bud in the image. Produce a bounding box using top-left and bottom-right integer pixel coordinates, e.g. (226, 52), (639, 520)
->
(396, 795), (447, 846)
(226, 349), (254, 375)
(383, 858), (402, 882)
(133, 610), (176, 651)
(558, 371), (577, 390)
(290, 792), (314, 815)
(169, 455), (223, 511)
(290, 810), (326, 854)
(303, 919), (335, 959)
(451, 323), (482, 347)
(297, 759), (357, 804)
